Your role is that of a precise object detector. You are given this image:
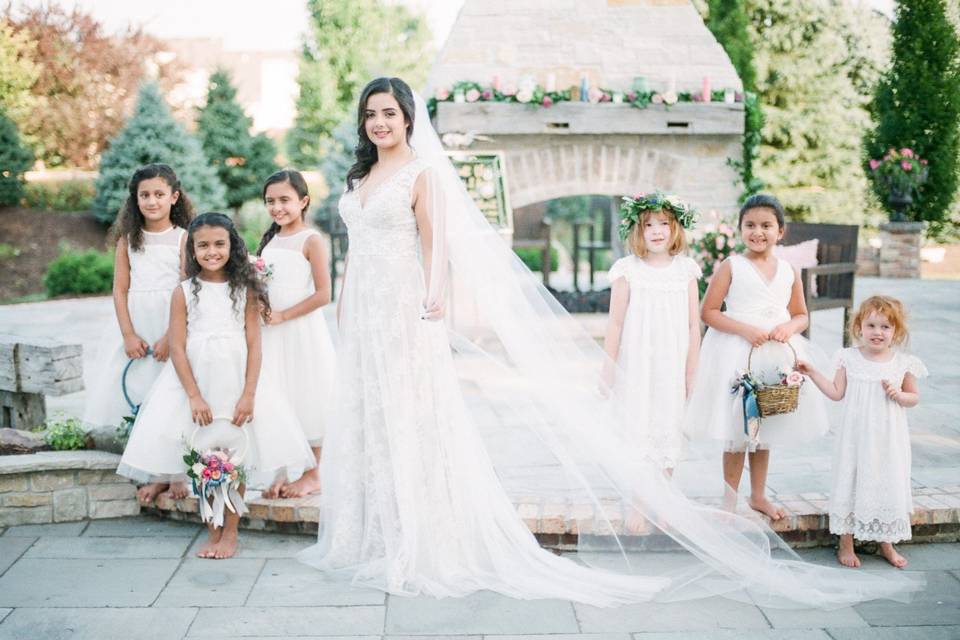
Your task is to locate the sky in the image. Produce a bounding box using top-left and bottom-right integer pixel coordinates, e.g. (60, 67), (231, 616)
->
(18, 1), (897, 53)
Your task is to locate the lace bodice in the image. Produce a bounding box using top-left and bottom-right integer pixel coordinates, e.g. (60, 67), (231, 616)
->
(128, 226), (184, 292)
(180, 280), (245, 336)
(833, 348), (928, 383)
(338, 159), (427, 258)
(608, 255), (701, 292)
(724, 254), (794, 324)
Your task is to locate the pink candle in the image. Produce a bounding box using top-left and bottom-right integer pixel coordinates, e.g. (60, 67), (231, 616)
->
(701, 76), (711, 102)
(492, 75), (501, 92)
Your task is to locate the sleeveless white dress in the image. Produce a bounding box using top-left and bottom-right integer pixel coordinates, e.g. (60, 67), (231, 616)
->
(260, 229), (336, 446)
(684, 254), (828, 451)
(828, 348), (928, 543)
(298, 159), (673, 604)
(117, 279), (315, 485)
(607, 255), (701, 468)
(83, 226), (184, 429)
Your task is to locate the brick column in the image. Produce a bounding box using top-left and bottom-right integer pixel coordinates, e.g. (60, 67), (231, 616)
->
(878, 221), (924, 278)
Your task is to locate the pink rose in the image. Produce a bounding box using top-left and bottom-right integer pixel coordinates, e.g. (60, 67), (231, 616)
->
(719, 223), (733, 235)
(901, 160), (912, 171)
(715, 235), (726, 250)
(921, 159), (928, 165)
(223, 462), (233, 472)
(588, 87), (604, 103)
(501, 84), (517, 97)
(626, 92), (636, 102)
(465, 88), (480, 103)
(651, 93), (664, 105)
(900, 148), (913, 158)
(482, 90), (492, 100)
(786, 371), (804, 386)
(254, 257), (265, 270)
(202, 468), (211, 479)
(542, 95), (553, 107)
(869, 159), (880, 171)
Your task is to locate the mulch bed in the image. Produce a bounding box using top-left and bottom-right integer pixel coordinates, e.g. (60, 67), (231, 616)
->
(0, 207), (109, 303)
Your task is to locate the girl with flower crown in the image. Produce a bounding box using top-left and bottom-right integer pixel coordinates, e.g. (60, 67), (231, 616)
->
(602, 192), (702, 471)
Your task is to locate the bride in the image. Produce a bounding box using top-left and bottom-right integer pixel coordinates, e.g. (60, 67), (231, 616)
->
(298, 76), (921, 608)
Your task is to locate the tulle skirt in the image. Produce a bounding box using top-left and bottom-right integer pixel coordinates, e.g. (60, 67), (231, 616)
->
(685, 326), (829, 452)
(117, 330), (315, 486)
(261, 286), (336, 446)
(82, 289), (170, 429)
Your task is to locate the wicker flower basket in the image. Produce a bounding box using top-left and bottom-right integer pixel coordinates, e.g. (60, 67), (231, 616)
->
(747, 343), (802, 418)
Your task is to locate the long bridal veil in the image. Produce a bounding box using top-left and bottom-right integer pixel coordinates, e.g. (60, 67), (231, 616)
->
(318, 89), (922, 608)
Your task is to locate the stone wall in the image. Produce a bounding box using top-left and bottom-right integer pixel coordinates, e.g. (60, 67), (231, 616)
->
(0, 451), (139, 527)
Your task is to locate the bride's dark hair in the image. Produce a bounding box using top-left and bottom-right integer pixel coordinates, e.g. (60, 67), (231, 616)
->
(345, 77), (416, 191)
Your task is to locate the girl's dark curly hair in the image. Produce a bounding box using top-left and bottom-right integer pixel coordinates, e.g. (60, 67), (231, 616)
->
(257, 169), (311, 255)
(345, 77), (416, 191)
(185, 212), (270, 320)
(112, 163), (194, 251)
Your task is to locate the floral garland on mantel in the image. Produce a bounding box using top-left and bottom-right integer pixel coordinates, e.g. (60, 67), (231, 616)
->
(427, 79), (746, 118)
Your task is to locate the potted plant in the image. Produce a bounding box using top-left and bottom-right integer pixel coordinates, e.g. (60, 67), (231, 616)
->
(868, 148), (929, 222)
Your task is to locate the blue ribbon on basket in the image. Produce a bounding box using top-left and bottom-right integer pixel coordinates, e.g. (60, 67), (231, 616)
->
(731, 373), (762, 441)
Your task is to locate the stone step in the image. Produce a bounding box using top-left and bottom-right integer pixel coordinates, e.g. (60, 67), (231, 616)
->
(144, 487), (960, 550)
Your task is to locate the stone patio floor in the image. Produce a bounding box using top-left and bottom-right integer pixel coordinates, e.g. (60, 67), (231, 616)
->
(0, 277), (958, 638)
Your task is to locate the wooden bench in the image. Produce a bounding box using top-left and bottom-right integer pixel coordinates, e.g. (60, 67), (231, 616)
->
(782, 223), (858, 347)
(0, 335), (84, 429)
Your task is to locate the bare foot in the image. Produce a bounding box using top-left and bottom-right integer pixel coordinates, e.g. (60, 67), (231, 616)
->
(210, 529), (238, 559)
(279, 470), (321, 498)
(879, 542), (908, 569)
(196, 527), (223, 559)
(260, 477), (285, 500)
(748, 495), (786, 521)
(837, 536), (861, 567)
(137, 482), (168, 505)
(161, 481), (191, 500)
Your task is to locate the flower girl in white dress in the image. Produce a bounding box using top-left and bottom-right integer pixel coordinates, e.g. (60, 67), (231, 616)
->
(685, 194), (828, 520)
(118, 213), (314, 558)
(603, 193), (701, 471)
(797, 295), (926, 568)
(83, 164), (191, 503)
(255, 170), (336, 498)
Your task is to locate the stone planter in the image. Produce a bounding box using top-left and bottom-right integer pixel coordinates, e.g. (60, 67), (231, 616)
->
(878, 221), (924, 278)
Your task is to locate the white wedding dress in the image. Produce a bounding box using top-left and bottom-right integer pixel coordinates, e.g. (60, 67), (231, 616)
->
(299, 92), (922, 609)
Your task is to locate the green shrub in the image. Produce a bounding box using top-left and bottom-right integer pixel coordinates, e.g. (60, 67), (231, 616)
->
(0, 243), (20, 260)
(514, 246), (559, 272)
(23, 179), (95, 212)
(44, 247), (114, 297)
(44, 415), (89, 450)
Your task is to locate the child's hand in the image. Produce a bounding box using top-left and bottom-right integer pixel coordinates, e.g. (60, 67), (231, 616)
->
(189, 395), (213, 426)
(123, 333), (149, 359)
(232, 392), (255, 426)
(794, 360), (815, 375)
(741, 326), (770, 348)
(881, 379), (901, 404)
(265, 309), (286, 326)
(769, 323), (794, 343)
(152, 335), (170, 362)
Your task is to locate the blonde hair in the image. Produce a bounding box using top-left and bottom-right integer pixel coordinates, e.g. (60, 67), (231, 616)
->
(849, 295), (909, 346)
(627, 209), (687, 257)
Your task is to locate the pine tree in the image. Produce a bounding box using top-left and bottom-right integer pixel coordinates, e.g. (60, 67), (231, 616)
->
(0, 107), (33, 206)
(864, 0), (960, 230)
(196, 69), (279, 212)
(287, 0), (432, 168)
(92, 83), (226, 224)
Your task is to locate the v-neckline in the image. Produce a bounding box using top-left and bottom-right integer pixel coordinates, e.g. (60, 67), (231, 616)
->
(356, 158), (418, 209)
(741, 255), (780, 287)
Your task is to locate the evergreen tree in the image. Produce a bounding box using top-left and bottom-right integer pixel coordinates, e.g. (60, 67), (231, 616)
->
(196, 69), (279, 212)
(745, 0), (887, 222)
(0, 108), (33, 206)
(92, 83), (226, 224)
(287, 0), (432, 168)
(864, 0), (960, 231)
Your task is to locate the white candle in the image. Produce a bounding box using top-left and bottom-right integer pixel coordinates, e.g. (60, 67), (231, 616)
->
(724, 88), (735, 103)
(454, 90), (465, 103)
(546, 73), (556, 93)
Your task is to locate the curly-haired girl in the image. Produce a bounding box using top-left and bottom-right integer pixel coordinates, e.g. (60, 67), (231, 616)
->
(118, 213), (315, 559)
(797, 295), (927, 568)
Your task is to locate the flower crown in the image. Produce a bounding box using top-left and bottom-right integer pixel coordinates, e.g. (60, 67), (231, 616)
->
(618, 192), (698, 241)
